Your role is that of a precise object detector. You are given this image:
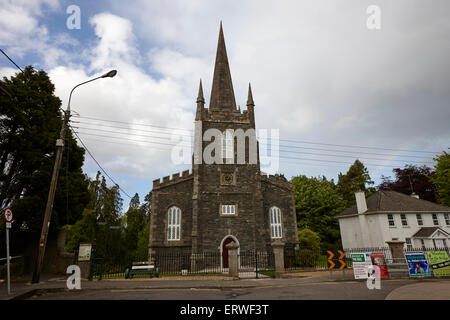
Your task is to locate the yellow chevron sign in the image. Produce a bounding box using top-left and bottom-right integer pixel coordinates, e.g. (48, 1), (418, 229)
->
(327, 250), (346, 270)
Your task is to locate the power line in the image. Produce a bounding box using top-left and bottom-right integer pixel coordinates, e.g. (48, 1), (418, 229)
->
(74, 120), (433, 159)
(75, 135), (393, 170)
(0, 49), (24, 72)
(69, 126), (133, 199)
(74, 131), (419, 168)
(72, 126), (435, 165)
(72, 114), (441, 154)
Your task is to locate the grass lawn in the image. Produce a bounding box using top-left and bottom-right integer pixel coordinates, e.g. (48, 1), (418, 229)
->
(257, 270), (275, 278)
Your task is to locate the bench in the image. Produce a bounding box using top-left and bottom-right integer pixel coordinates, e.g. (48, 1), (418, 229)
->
(125, 261), (159, 279)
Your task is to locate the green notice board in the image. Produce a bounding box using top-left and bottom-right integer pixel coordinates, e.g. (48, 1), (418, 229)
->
(427, 251), (450, 277)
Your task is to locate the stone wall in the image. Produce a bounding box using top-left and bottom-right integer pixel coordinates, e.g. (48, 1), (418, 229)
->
(261, 177), (299, 248)
(149, 176), (194, 255)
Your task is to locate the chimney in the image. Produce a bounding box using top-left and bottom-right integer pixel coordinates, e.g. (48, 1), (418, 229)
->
(411, 192), (419, 199)
(355, 191), (368, 214)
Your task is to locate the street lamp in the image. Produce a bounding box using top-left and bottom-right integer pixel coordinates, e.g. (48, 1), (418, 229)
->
(32, 70), (117, 284)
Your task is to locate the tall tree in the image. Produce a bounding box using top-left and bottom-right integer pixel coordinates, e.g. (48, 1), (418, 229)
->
(430, 151), (450, 207)
(86, 171), (123, 224)
(378, 164), (436, 202)
(124, 193), (147, 254)
(0, 67), (89, 244)
(337, 160), (375, 207)
(292, 175), (346, 249)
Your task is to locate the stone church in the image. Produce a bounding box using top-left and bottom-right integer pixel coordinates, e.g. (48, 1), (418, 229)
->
(149, 24), (298, 266)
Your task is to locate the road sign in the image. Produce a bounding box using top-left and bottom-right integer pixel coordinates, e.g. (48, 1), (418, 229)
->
(3, 208), (13, 222)
(327, 250), (347, 270)
(3, 208), (13, 295)
(351, 252), (373, 279)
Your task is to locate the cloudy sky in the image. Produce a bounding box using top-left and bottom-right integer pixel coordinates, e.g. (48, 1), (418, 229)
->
(1, 0), (449, 205)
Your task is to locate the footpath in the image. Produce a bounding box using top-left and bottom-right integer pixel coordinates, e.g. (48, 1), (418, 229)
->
(0, 270), (449, 300)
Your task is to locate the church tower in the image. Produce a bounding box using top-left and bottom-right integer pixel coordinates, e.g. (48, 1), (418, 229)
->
(149, 23), (298, 264)
(191, 23), (267, 257)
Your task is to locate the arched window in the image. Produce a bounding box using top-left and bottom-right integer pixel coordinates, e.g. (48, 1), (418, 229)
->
(270, 207), (282, 239)
(167, 206), (181, 241)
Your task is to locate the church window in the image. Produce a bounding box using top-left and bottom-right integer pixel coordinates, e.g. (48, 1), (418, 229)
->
(221, 204), (236, 215)
(167, 206), (181, 241)
(270, 207), (283, 239)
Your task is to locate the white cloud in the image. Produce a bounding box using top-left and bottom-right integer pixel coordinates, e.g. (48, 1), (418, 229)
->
(2, 0), (449, 196)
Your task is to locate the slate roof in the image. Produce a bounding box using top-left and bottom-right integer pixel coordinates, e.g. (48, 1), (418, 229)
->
(337, 190), (450, 217)
(411, 227), (449, 238)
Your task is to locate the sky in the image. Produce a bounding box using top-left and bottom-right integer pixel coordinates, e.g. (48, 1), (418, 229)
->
(1, 0), (449, 207)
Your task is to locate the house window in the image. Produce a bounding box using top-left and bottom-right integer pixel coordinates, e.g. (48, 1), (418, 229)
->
(221, 130), (233, 161)
(167, 206), (181, 241)
(387, 214), (395, 227)
(270, 207), (283, 239)
(432, 213), (439, 226)
(444, 213), (450, 226)
(420, 239), (426, 250)
(416, 214), (423, 226)
(221, 204), (236, 215)
(405, 238), (413, 250)
(401, 214), (408, 227)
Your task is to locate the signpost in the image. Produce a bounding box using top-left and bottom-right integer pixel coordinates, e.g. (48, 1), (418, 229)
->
(327, 250), (346, 279)
(404, 251), (431, 277)
(426, 251), (450, 277)
(369, 252), (390, 279)
(3, 208), (13, 294)
(78, 243), (92, 262)
(350, 252), (373, 279)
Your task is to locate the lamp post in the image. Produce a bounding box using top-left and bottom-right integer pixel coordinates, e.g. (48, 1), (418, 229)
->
(31, 70), (117, 283)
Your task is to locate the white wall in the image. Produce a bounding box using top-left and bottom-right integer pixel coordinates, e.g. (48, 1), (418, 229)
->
(339, 212), (450, 249)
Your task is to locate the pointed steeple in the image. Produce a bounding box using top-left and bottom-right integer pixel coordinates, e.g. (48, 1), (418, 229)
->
(197, 79), (205, 104)
(196, 79), (204, 120)
(246, 83), (254, 107)
(246, 83), (255, 127)
(209, 22), (237, 111)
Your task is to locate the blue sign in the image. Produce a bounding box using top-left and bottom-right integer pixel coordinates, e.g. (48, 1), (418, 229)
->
(404, 251), (431, 277)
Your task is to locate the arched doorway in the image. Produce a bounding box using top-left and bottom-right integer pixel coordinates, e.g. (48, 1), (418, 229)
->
(219, 235), (239, 269)
(222, 237), (235, 268)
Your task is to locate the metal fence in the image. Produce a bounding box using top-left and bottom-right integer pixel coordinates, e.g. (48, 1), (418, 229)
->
(283, 246), (450, 277)
(88, 244), (450, 279)
(154, 251), (225, 276)
(238, 250), (275, 278)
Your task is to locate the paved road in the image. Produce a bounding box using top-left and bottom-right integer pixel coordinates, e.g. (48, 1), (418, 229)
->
(27, 279), (415, 300)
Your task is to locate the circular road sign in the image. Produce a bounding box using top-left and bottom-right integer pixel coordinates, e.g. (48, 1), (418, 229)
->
(3, 208), (13, 222)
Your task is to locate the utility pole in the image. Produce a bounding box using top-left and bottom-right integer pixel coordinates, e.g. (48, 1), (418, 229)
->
(31, 110), (70, 283)
(31, 70), (117, 283)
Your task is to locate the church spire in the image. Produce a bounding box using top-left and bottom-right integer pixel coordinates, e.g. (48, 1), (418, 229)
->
(196, 79), (204, 120)
(246, 82), (254, 107)
(197, 78), (205, 104)
(246, 83), (255, 127)
(209, 22), (237, 111)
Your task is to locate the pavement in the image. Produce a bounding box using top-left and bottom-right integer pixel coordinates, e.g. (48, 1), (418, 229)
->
(1, 270), (449, 300)
(386, 280), (450, 300)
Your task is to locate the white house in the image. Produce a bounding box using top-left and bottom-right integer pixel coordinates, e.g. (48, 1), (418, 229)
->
(337, 190), (450, 250)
